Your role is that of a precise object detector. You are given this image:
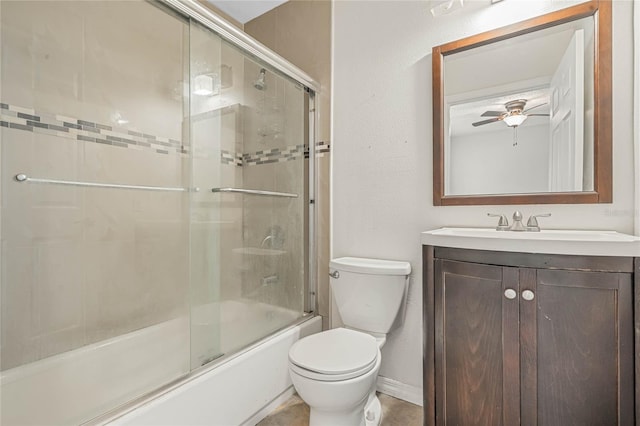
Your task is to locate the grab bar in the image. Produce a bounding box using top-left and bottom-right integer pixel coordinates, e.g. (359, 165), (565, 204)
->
(14, 173), (196, 192)
(211, 187), (298, 198)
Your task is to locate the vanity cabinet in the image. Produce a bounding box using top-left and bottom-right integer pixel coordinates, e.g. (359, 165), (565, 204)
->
(423, 246), (637, 426)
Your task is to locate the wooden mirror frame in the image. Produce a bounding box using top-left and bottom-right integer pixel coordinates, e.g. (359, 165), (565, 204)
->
(432, 0), (611, 206)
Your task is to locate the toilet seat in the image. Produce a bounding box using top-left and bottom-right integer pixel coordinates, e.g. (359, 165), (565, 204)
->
(289, 328), (379, 382)
(289, 355), (378, 382)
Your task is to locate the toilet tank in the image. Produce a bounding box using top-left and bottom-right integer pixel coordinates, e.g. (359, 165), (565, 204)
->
(330, 257), (411, 334)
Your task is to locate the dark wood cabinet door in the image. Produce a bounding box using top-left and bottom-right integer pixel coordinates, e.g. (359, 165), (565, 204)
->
(435, 259), (520, 426)
(520, 269), (634, 426)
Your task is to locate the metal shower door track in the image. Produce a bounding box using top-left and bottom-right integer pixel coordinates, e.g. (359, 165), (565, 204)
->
(161, 0), (320, 94)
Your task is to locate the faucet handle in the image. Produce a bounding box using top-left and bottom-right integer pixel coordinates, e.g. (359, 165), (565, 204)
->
(487, 213), (509, 231)
(526, 213), (551, 231)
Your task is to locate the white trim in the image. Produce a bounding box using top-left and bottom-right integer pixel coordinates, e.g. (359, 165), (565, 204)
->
(376, 376), (423, 407)
(241, 386), (297, 426)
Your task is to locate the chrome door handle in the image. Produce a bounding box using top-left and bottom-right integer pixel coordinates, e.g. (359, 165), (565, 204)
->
(522, 290), (535, 301)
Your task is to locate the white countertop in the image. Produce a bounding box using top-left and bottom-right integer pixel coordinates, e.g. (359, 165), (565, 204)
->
(421, 227), (640, 257)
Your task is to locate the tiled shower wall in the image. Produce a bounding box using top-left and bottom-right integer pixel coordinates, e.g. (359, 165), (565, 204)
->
(245, 0), (332, 329)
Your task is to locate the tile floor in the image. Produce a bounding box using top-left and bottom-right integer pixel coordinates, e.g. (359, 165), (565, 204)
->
(256, 392), (422, 426)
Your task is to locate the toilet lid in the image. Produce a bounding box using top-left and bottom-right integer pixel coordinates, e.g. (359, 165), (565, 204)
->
(288, 328), (378, 375)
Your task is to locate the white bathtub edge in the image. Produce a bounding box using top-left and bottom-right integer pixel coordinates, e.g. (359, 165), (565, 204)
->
(241, 386), (296, 426)
(110, 315), (321, 426)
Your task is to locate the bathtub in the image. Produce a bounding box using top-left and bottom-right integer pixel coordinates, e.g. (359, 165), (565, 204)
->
(191, 300), (306, 367)
(111, 314), (321, 426)
(0, 300), (320, 425)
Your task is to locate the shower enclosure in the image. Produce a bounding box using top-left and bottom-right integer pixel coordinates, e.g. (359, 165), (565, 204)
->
(0, 1), (317, 424)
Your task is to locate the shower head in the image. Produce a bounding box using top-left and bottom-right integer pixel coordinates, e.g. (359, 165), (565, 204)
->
(253, 68), (267, 91)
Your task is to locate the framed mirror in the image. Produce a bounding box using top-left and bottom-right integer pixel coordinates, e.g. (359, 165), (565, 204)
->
(432, 0), (611, 206)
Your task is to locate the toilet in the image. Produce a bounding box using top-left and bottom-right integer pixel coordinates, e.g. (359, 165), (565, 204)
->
(288, 257), (411, 426)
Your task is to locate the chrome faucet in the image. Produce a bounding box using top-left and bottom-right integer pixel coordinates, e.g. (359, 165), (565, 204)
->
(260, 235), (274, 248)
(488, 211), (551, 232)
(526, 213), (551, 232)
(509, 211), (526, 232)
(487, 213), (510, 231)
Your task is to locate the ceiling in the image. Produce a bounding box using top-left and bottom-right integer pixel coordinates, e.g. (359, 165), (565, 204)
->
(207, 0), (288, 24)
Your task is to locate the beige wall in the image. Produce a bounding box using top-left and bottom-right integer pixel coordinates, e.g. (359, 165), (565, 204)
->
(245, 0), (332, 329)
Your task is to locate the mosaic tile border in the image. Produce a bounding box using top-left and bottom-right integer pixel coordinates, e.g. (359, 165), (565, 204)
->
(220, 149), (243, 166)
(316, 141), (330, 156)
(0, 103), (187, 155)
(221, 141), (329, 166)
(0, 103), (331, 164)
(243, 144), (306, 166)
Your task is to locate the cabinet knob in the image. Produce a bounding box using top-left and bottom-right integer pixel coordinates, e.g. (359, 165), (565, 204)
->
(504, 288), (517, 300)
(522, 290), (535, 301)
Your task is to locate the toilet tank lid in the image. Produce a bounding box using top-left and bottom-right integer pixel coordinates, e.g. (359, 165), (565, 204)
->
(330, 257), (411, 276)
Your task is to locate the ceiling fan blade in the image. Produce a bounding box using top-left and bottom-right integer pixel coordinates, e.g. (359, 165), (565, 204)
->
(523, 102), (548, 114)
(527, 113), (550, 117)
(472, 118), (500, 127)
(480, 111), (504, 117)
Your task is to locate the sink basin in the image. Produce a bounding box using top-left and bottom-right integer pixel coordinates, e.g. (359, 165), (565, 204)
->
(429, 227), (638, 242)
(422, 227), (640, 256)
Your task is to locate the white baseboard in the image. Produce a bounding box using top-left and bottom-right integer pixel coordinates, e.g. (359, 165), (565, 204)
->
(242, 386), (296, 426)
(376, 376), (423, 407)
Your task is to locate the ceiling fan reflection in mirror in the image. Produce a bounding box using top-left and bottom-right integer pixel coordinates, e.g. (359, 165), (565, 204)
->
(472, 99), (550, 146)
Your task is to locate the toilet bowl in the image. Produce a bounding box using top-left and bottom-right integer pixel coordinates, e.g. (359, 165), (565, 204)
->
(288, 257), (411, 426)
(288, 328), (382, 426)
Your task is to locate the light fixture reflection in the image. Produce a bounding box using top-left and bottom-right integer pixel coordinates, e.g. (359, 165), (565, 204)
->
(194, 74), (217, 96)
(111, 111), (129, 126)
(503, 114), (528, 127)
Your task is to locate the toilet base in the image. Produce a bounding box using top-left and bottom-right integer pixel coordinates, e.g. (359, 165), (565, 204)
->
(364, 393), (382, 426)
(306, 393), (382, 426)
(308, 394), (369, 426)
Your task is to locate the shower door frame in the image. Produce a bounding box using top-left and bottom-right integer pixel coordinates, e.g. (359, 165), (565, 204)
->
(162, 0), (319, 314)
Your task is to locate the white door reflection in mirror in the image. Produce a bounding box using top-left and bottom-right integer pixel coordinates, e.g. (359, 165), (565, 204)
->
(549, 29), (584, 192)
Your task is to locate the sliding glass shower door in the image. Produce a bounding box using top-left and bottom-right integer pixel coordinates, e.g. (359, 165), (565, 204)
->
(0, 2), (192, 424)
(1, 1), (311, 424)
(189, 21), (309, 369)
